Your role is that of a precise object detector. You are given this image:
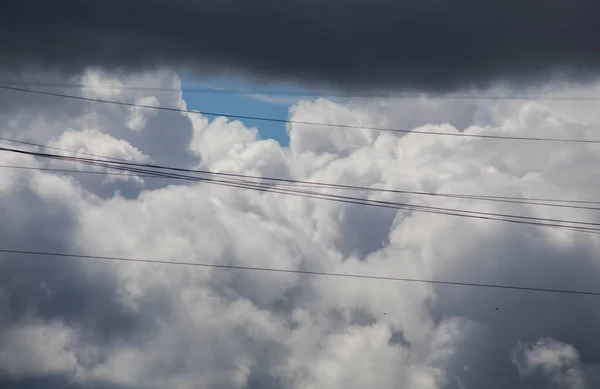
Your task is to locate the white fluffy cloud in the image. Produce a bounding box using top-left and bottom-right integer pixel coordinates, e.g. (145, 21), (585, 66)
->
(1, 69), (600, 389)
(512, 338), (585, 389)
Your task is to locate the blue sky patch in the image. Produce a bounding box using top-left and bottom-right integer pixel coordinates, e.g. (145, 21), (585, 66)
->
(180, 75), (314, 147)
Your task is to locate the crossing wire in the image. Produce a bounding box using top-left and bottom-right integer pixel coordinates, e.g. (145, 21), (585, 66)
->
(2, 145), (600, 234)
(2, 136), (600, 208)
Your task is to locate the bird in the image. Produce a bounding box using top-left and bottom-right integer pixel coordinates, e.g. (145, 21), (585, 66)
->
(495, 307), (499, 311)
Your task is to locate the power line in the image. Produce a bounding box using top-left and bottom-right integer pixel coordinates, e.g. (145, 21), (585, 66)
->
(1, 248), (599, 297)
(3, 144), (600, 232)
(1, 85), (599, 144)
(19, 157), (600, 231)
(3, 135), (599, 209)
(0, 164), (168, 179)
(2, 80), (600, 101)
(0, 136), (133, 163)
(4, 162), (600, 212)
(2, 145), (600, 234)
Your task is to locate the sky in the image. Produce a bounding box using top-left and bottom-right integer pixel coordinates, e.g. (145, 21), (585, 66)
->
(180, 75), (301, 146)
(2, 1), (600, 388)
(1, 68), (600, 389)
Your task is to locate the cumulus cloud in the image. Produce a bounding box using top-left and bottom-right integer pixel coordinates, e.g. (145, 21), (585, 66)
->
(46, 128), (151, 185)
(47, 128), (150, 163)
(512, 338), (586, 389)
(2, 69), (600, 389)
(126, 95), (160, 132)
(0, 68), (196, 197)
(2, 0), (600, 91)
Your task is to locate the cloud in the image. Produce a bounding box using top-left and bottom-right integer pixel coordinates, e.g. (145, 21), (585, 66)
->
(46, 128), (151, 185)
(126, 96), (160, 132)
(0, 68), (196, 196)
(47, 128), (151, 163)
(0, 324), (77, 378)
(512, 338), (586, 389)
(3, 69), (600, 389)
(2, 0), (600, 91)
(247, 94), (307, 106)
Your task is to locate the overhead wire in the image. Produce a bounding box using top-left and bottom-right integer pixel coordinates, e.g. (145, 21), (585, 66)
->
(2, 80), (600, 101)
(0, 136), (133, 163)
(2, 135), (600, 211)
(2, 143), (600, 296)
(1, 85), (599, 298)
(4, 162), (600, 213)
(0, 164), (174, 180)
(2, 145), (600, 234)
(1, 85), (600, 144)
(1, 248), (600, 297)
(3, 141), (600, 228)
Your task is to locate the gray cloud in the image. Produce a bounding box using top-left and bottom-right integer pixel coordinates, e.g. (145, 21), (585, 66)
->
(0, 376), (128, 389)
(5, 70), (600, 389)
(2, 0), (600, 91)
(0, 177), (169, 361)
(0, 69), (198, 196)
(512, 338), (585, 389)
(428, 229), (600, 389)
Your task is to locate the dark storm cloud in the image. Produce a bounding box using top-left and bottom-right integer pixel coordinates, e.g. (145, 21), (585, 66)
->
(1, 0), (600, 91)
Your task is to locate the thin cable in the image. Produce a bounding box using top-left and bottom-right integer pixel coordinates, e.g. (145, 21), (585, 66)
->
(3, 146), (599, 234)
(1, 86), (599, 144)
(3, 145), (600, 232)
(0, 136), (138, 164)
(0, 164), (171, 179)
(5, 162), (600, 212)
(0, 164), (172, 180)
(76, 158), (600, 231)
(32, 158), (600, 230)
(1, 248), (599, 297)
(2, 80), (600, 101)
(2, 136), (599, 207)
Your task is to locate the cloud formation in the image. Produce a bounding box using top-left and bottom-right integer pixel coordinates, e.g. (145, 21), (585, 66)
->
(2, 70), (600, 388)
(512, 338), (586, 389)
(2, 0), (600, 91)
